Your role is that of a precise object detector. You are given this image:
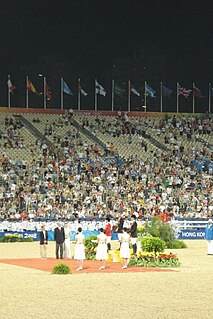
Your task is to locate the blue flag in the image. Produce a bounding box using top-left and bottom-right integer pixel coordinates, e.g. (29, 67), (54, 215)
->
(62, 80), (73, 95)
(145, 83), (156, 98)
(161, 84), (173, 97)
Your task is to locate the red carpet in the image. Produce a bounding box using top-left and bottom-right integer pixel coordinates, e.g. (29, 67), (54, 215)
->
(0, 258), (177, 274)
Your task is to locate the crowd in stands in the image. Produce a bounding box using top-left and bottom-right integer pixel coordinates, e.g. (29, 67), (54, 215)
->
(0, 111), (212, 227)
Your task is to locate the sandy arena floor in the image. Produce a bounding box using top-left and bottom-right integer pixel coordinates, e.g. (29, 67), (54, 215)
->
(0, 240), (213, 319)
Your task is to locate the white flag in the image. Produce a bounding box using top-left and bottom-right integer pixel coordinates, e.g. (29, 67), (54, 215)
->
(95, 80), (106, 96)
(131, 86), (140, 96)
(81, 88), (88, 96)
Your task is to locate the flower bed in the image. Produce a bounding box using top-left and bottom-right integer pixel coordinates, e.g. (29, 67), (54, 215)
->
(128, 252), (181, 268)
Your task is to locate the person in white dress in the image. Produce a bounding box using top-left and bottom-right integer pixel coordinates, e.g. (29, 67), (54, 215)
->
(74, 227), (85, 271)
(63, 222), (72, 258)
(96, 228), (108, 270)
(120, 227), (130, 269)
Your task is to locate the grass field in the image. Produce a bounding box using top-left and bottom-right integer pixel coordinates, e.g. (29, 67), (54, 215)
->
(0, 240), (213, 319)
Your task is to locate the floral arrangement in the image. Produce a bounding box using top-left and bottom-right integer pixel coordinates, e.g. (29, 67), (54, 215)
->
(128, 252), (181, 268)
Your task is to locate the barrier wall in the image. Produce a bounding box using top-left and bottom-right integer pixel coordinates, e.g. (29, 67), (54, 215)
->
(177, 229), (205, 239)
(0, 231), (119, 241)
(0, 106), (205, 117)
(0, 230), (206, 241)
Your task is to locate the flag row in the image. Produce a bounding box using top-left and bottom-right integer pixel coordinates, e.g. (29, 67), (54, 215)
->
(7, 75), (213, 113)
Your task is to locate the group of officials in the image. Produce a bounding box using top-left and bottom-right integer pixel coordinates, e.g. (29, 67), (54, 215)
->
(39, 216), (138, 260)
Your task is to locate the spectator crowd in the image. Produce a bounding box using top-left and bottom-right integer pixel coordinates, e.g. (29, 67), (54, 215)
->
(0, 112), (212, 228)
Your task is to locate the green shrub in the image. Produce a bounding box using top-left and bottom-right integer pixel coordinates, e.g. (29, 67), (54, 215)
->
(141, 236), (166, 255)
(148, 217), (176, 242)
(52, 263), (71, 275)
(0, 234), (34, 243)
(85, 235), (98, 251)
(166, 240), (187, 249)
(0, 234), (23, 242)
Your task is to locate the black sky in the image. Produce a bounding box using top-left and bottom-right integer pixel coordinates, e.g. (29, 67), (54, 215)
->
(0, 0), (213, 80)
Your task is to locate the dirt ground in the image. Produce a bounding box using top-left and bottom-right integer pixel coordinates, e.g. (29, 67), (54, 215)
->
(0, 240), (213, 319)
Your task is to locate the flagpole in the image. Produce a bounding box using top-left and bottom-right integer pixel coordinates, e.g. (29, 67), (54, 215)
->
(209, 83), (211, 114)
(144, 81), (147, 112)
(78, 78), (81, 111)
(128, 80), (131, 112)
(26, 76), (29, 109)
(8, 75), (11, 108)
(60, 78), (64, 110)
(192, 83), (195, 114)
(43, 77), (46, 109)
(94, 79), (97, 111)
(111, 80), (115, 112)
(160, 82), (163, 113)
(176, 82), (179, 113)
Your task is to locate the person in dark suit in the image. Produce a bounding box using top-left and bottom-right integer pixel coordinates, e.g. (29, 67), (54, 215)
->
(130, 215), (138, 254)
(117, 213), (124, 244)
(40, 225), (48, 259)
(54, 222), (65, 259)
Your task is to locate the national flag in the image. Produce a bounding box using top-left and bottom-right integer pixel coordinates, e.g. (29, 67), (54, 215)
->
(45, 80), (52, 100)
(131, 84), (140, 96)
(114, 83), (125, 98)
(27, 78), (40, 95)
(145, 83), (156, 98)
(7, 75), (16, 94)
(78, 81), (88, 96)
(161, 84), (173, 97)
(177, 83), (191, 98)
(62, 80), (73, 95)
(193, 84), (206, 98)
(95, 80), (106, 96)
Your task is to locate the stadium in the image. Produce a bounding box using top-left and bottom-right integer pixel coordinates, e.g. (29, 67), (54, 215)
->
(1, 1), (213, 319)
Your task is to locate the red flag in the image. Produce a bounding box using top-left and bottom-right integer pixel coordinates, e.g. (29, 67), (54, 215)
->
(45, 81), (52, 100)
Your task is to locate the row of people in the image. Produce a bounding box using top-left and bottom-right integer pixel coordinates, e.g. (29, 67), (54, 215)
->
(40, 217), (138, 270)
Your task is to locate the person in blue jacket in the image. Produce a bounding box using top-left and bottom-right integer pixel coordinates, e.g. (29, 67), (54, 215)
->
(205, 219), (213, 255)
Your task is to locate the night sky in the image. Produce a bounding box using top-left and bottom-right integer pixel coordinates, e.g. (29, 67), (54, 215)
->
(0, 0), (212, 76)
(0, 0), (213, 111)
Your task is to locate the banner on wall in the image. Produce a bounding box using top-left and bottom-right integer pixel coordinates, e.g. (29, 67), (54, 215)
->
(0, 231), (119, 241)
(177, 229), (205, 239)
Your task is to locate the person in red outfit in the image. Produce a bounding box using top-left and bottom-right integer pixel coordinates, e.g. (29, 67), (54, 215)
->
(105, 217), (112, 252)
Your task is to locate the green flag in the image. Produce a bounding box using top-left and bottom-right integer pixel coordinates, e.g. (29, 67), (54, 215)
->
(114, 83), (125, 98)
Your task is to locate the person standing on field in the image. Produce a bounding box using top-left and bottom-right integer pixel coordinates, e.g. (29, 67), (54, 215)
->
(105, 217), (112, 252)
(205, 219), (213, 255)
(39, 225), (48, 259)
(54, 222), (65, 259)
(130, 214), (138, 255)
(63, 222), (72, 258)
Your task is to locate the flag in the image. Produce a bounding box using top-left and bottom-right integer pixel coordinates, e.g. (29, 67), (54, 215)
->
(7, 75), (16, 94)
(193, 84), (205, 98)
(161, 84), (173, 97)
(95, 80), (106, 96)
(145, 83), (156, 97)
(177, 83), (191, 98)
(131, 85), (140, 96)
(78, 81), (88, 96)
(62, 80), (73, 95)
(114, 83), (125, 98)
(27, 78), (39, 95)
(45, 80), (52, 100)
